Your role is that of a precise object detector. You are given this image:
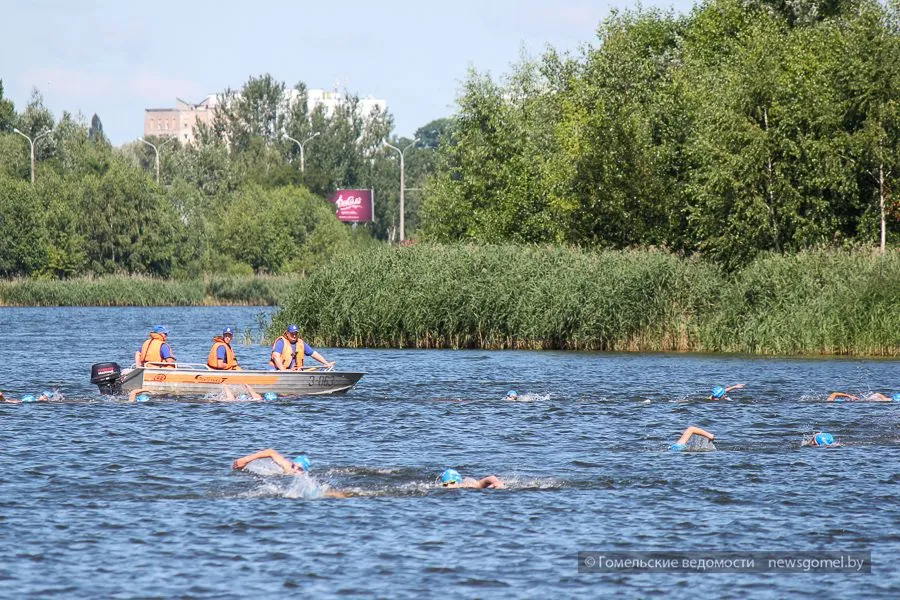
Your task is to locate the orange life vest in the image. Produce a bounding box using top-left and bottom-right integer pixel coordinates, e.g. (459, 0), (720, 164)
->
(207, 337), (239, 370)
(139, 333), (175, 368)
(269, 335), (304, 369)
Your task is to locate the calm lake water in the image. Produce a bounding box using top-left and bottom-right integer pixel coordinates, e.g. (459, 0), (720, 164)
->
(1, 307), (898, 598)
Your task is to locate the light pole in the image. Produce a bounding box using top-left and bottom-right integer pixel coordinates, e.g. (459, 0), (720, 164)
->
(139, 136), (175, 184)
(384, 138), (419, 242)
(285, 132), (320, 173)
(13, 128), (52, 184)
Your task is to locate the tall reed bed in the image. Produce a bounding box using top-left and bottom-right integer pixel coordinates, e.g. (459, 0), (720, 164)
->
(0, 275), (300, 306)
(274, 245), (899, 356)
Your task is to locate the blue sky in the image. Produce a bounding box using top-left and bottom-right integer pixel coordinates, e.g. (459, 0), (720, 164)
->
(2, 0), (693, 146)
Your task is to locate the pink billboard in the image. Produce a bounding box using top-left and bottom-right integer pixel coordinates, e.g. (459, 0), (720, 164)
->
(328, 189), (374, 222)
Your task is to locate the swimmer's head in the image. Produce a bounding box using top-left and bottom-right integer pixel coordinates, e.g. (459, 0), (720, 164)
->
(506, 390), (518, 400)
(293, 454), (310, 472)
(813, 432), (835, 446)
(21, 394), (36, 403)
(892, 393), (900, 402)
(136, 393), (150, 403)
(711, 386), (726, 399)
(263, 392), (278, 401)
(40, 390), (52, 400)
(669, 443), (687, 452)
(440, 468), (463, 487)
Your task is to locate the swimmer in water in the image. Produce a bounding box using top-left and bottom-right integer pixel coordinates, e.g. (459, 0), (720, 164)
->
(669, 425), (716, 451)
(801, 432), (841, 447)
(505, 390), (518, 400)
(221, 384), (276, 402)
(1, 391), (53, 403)
(439, 468), (505, 489)
(232, 449), (348, 498)
(827, 392), (899, 403)
(709, 383), (746, 400)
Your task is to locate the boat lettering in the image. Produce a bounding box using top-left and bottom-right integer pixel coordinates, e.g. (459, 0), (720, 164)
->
(308, 375), (335, 387)
(151, 374), (167, 382)
(194, 375), (227, 384)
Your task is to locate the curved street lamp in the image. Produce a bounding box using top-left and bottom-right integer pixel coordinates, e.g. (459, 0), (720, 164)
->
(13, 128), (53, 184)
(285, 132), (320, 173)
(139, 136), (175, 184)
(383, 138), (419, 242)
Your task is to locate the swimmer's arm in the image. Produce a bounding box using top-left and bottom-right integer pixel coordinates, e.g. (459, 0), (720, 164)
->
(868, 393), (891, 402)
(325, 490), (350, 498)
(233, 448), (288, 470)
(827, 392), (858, 402)
(676, 426), (715, 445)
(243, 385), (262, 401)
(474, 476), (504, 489)
(725, 384), (746, 393)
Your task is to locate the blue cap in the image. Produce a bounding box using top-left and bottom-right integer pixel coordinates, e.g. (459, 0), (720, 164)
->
(41, 390), (52, 399)
(152, 325), (169, 335)
(293, 454), (310, 471)
(223, 327), (234, 336)
(287, 324), (300, 333)
(814, 432), (835, 446)
(21, 394), (36, 403)
(670, 443), (687, 452)
(892, 393), (900, 402)
(440, 468), (463, 485)
(506, 390), (518, 398)
(264, 392), (278, 401)
(711, 386), (726, 399)
(136, 393), (150, 403)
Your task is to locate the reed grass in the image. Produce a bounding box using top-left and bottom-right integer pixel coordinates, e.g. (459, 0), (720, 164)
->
(273, 245), (899, 356)
(0, 274), (300, 306)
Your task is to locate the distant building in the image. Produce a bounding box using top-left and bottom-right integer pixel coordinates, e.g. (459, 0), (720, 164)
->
(144, 89), (387, 143)
(144, 96), (218, 143)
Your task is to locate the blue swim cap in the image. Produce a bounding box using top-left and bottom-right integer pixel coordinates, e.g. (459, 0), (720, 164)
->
(223, 327), (234, 336)
(287, 324), (300, 333)
(670, 443), (687, 452)
(711, 386), (726, 399)
(892, 393), (900, 402)
(152, 325), (169, 335)
(263, 392), (278, 401)
(293, 454), (310, 471)
(21, 394), (36, 403)
(440, 468), (463, 485)
(814, 432), (835, 446)
(136, 394), (150, 403)
(41, 390), (52, 399)
(506, 390), (518, 398)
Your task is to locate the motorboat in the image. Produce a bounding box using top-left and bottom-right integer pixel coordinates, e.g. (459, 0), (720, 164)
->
(90, 361), (364, 397)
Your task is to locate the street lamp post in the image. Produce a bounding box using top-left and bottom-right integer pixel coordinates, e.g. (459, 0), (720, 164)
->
(383, 138), (419, 242)
(285, 132), (320, 173)
(139, 136), (175, 184)
(13, 128), (52, 184)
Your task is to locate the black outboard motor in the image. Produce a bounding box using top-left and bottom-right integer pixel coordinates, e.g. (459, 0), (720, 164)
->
(91, 362), (122, 395)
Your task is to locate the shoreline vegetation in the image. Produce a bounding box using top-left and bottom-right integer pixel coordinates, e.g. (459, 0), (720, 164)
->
(271, 245), (899, 357)
(0, 274), (299, 307)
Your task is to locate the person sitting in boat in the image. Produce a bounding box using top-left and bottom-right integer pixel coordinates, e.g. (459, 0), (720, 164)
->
(232, 448), (348, 498)
(135, 325), (176, 368)
(709, 383), (746, 400)
(439, 468), (505, 489)
(207, 327), (241, 370)
(669, 425), (716, 451)
(269, 324), (334, 371)
(827, 391), (899, 403)
(801, 431), (841, 447)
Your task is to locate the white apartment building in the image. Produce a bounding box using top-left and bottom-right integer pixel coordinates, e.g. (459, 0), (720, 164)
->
(144, 89), (387, 143)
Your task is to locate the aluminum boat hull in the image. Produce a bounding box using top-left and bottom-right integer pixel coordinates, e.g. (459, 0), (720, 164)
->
(120, 366), (364, 396)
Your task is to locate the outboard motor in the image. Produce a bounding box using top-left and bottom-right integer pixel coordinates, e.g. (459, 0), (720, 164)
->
(91, 362), (122, 395)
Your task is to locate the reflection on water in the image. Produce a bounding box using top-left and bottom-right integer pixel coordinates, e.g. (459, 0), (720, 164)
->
(0, 307), (898, 597)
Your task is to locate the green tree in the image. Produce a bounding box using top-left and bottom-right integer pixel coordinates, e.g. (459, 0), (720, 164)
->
(0, 80), (15, 133)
